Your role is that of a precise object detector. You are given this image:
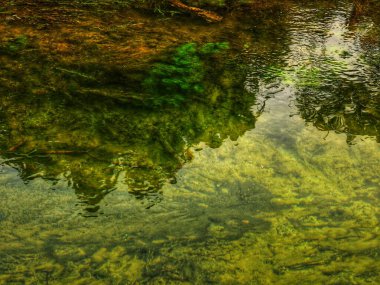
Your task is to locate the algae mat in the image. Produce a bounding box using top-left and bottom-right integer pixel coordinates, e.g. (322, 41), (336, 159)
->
(0, 109), (379, 284)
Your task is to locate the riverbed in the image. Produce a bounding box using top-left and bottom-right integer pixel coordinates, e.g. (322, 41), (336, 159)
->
(0, 0), (379, 284)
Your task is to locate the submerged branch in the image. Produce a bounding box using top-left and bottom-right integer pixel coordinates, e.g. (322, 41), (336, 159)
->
(168, 0), (223, 22)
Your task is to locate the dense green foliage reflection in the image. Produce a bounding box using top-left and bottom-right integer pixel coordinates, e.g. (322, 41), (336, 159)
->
(0, 45), (255, 213)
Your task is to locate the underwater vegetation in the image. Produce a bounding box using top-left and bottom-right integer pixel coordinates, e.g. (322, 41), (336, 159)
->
(0, 35), (29, 54)
(0, 0), (379, 212)
(143, 42), (229, 106)
(0, 0), (379, 284)
(0, 37), (254, 214)
(0, 86), (256, 214)
(0, 0), (265, 213)
(0, 121), (379, 284)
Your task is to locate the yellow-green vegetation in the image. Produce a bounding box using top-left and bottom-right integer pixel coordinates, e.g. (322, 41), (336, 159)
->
(143, 42), (229, 105)
(0, 35), (29, 54)
(0, 0), (379, 284)
(0, 122), (379, 284)
(0, 46), (254, 211)
(0, 0), (256, 212)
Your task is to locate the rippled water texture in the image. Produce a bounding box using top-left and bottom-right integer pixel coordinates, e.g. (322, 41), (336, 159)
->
(0, 0), (379, 284)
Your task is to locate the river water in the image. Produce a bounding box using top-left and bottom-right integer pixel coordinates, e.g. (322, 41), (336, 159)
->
(0, 0), (379, 284)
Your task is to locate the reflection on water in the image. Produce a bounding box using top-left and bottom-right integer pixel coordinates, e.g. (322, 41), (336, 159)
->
(0, 45), (256, 213)
(0, 0), (379, 284)
(289, 2), (380, 143)
(249, 0), (380, 143)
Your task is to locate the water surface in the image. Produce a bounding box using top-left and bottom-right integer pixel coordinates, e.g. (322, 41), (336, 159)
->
(0, 0), (379, 284)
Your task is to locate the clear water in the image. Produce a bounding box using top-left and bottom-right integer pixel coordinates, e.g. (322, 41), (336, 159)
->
(0, 1), (379, 284)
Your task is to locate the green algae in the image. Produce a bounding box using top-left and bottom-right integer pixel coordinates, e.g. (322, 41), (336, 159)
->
(143, 42), (229, 106)
(0, 35), (29, 54)
(0, 126), (379, 284)
(0, 0), (380, 284)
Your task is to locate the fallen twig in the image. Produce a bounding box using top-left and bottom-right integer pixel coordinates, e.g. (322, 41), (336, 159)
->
(168, 0), (223, 22)
(7, 140), (25, 152)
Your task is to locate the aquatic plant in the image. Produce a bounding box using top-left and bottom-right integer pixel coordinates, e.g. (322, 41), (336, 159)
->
(1, 35), (28, 54)
(143, 42), (229, 106)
